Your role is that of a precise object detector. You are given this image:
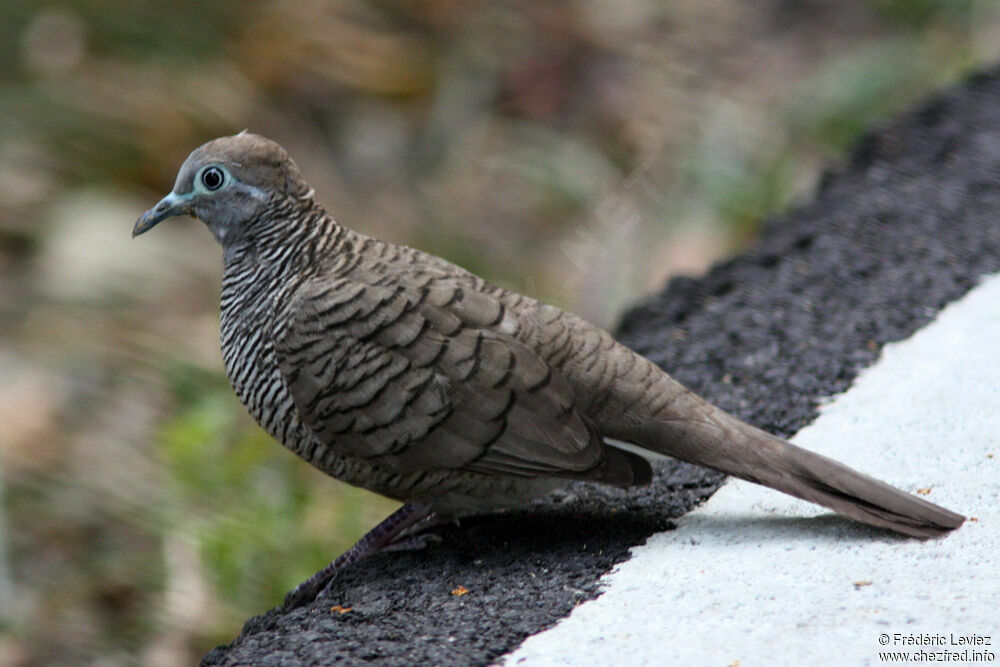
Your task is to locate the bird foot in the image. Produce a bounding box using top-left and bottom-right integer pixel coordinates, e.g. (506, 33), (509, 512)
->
(282, 503), (436, 610)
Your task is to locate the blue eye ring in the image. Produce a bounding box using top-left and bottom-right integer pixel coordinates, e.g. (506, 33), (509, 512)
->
(201, 166), (225, 191)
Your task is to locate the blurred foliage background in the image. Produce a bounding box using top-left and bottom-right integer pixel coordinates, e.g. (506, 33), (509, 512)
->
(2, 0), (999, 663)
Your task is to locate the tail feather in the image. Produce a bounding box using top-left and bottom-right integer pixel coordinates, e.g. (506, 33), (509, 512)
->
(625, 398), (964, 538)
(752, 440), (963, 538)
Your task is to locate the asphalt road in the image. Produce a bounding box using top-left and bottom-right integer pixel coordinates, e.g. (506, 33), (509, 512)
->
(203, 67), (1000, 666)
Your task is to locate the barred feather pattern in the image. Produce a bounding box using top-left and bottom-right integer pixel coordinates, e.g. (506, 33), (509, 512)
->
(216, 194), (590, 513)
(210, 165), (963, 535)
(134, 133), (964, 546)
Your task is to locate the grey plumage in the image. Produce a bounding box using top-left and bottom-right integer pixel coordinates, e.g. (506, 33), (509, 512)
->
(134, 133), (963, 574)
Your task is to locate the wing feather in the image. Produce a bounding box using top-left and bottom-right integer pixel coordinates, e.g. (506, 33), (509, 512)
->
(273, 277), (612, 479)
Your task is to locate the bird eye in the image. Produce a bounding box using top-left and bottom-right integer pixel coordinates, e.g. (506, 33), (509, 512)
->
(201, 166), (225, 191)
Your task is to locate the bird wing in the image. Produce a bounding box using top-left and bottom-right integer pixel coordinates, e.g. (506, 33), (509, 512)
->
(272, 276), (610, 478)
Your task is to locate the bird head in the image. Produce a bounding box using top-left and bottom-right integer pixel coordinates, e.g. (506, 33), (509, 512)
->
(132, 132), (312, 245)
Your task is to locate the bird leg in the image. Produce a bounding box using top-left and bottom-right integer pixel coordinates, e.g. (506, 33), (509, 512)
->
(283, 502), (435, 609)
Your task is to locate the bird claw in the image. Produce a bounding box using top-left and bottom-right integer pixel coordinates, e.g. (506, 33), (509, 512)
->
(284, 576), (333, 609)
(281, 503), (437, 610)
(283, 531), (442, 608)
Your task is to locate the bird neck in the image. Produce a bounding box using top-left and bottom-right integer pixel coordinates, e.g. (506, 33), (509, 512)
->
(221, 196), (343, 274)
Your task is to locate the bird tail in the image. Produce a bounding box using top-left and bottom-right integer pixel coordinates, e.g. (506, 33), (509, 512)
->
(624, 397), (964, 538)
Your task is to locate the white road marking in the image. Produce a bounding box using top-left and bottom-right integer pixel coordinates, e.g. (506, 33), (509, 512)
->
(507, 273), (1000, 666)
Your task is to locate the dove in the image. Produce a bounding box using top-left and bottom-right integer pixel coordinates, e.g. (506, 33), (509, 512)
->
(133, 133), (964, 605)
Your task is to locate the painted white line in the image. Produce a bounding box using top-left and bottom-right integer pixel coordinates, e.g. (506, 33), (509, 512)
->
(508, 273), (1000, 666)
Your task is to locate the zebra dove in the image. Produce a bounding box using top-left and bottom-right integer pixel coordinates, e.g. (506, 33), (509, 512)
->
(134, 133), (964, 605)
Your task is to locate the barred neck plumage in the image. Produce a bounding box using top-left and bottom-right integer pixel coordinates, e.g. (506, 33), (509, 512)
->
(217, 194), (345, 448)
(220, 195), (343, 276)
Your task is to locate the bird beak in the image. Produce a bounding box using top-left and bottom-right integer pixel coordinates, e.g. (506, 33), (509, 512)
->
(133, 192), (191, 237)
